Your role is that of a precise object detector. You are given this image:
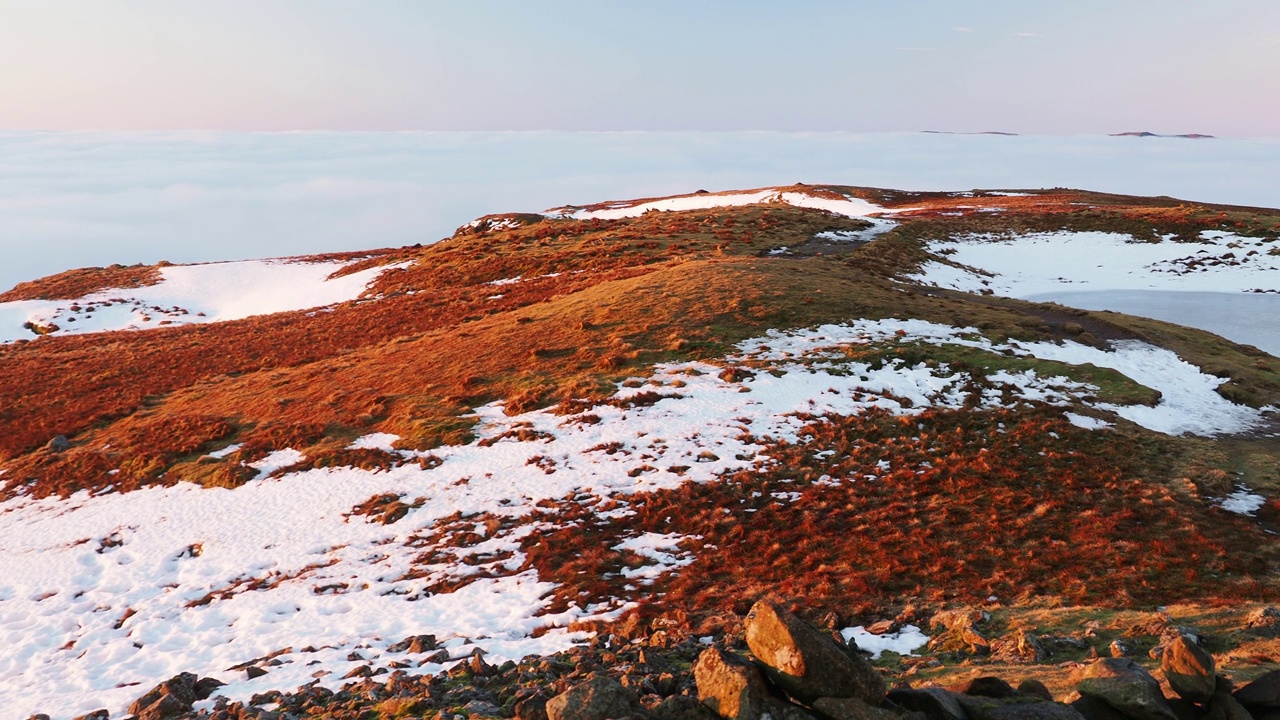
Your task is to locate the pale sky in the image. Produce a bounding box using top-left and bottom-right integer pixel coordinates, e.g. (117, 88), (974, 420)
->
(2, 0), (1278, 135)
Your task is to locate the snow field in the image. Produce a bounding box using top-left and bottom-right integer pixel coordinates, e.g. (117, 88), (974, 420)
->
(551, 187), (903, 222)
(0, 258), (406, 343)
(0, 318), (1265, 718)
(912, 230), (1280, 297)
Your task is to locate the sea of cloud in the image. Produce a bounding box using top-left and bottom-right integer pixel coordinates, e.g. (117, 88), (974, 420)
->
(3, 131), (1280, 292)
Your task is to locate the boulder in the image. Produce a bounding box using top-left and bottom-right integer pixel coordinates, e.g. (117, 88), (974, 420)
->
(745, 600), (887, 705)
(546, 676), (644, 720)
(1160, 635), (1216, 703)
(812, 695), (908, 720)
(1074, 658), (1176, 720)
(1236, 670), (1280, 708)
(951, 677), (1018, 699)
(1109, 641), (1136, 659)
(45, 435), (70, 452)
(694, 647), (805, 720)
(887, 688), (967, 720)
(955, 696), (1088, 720)
(1205, 690), (1254, 720)
(71, 713), (109, 720)
(1070, 696), (1134, 720)
(1018, 681), (1054, 703)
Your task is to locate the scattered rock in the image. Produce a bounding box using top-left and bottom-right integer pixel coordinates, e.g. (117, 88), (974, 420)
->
(387, 633), (438, 653)
(887, 687), (967, 720)
(245, 666), (269, 680)
(1161, 635), (1216, 703)
(1074, 658), (1176, 720)
(45, 435), (70, 452)
(546, 676), (643, 720)
(744, 599), (887, 706)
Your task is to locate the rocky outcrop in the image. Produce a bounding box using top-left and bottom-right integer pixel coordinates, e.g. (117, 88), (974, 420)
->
(744, 599), (887, 706)
(128, 672), (223, 720)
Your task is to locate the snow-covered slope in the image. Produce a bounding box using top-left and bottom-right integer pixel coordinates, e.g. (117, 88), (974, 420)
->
(911, 230), (1280, 296)
(0, 318), (1266, 718)
(0, 258), (401, 342)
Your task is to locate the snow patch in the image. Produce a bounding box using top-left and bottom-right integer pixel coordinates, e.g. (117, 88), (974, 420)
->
(841, 625), (929, 659)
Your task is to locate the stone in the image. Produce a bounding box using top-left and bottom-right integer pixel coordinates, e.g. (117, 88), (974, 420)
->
(887, 687), (967, 720)
(745, 600), (887, 706)
(693, 647), (780, 720)
(812, 695), (905, 720)
(71, 712), (109, 720)
(546, 676), (644, 720)
(245, 666), (269, 680)
(1109, 641), (1136, 659)
(1074, 658), (1176, 720)
(387, 634), (438, 653)
(1236, 670), (1280, 708)
(515, 690), (551, 720)
(951, 677), (1018, 699)
(45, 435), (70, 452)
(1018, 681), (1054, 703)
(1161, 635), (1216, 703)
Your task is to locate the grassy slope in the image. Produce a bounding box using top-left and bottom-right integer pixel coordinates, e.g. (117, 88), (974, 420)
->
(4, 186), (1280, 627)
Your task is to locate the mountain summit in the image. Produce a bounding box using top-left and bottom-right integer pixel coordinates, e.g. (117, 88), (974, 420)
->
(2, 184), (1280, 719)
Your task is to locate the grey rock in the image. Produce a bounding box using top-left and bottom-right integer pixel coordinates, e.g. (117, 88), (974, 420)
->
(1074, 658), (1176, 720)
(812, 695), (907, 720)
(887, 687), (968, 720)
(45, 435), (70, 452)
(1236, 670), (1280, 708)
(546, 676), (643, 720)
(955, 697), (1086, 720)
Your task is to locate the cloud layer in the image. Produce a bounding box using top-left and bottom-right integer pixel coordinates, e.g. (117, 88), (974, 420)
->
(3, 131), (1280, 292)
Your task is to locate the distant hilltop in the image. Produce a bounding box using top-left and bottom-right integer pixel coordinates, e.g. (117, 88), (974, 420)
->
(1110, 131), (1216, 139)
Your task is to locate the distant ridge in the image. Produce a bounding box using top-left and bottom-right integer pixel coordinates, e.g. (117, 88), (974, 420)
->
(1111, 131), (1215, 139)
(921, 130), (1018, 136)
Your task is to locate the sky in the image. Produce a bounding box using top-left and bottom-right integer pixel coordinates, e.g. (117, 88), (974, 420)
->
(1, 1), (1279, 135)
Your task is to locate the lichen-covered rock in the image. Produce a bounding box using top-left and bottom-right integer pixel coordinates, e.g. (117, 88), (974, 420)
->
(812, 695), (910, 720)
(1074, 658), (1176, 720)
(1235, 669), (1280, 709)
(744, 600), (886, 706)
(545, 676), (643, 720)
(888, 687), (968, 720)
